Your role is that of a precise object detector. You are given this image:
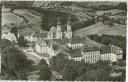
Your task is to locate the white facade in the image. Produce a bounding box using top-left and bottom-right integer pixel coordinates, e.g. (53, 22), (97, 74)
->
(117, 55), (123, 60)
(67, 43), (83, 49)
(101, 53), (117, 62)
(71, 56), (82, 61)
(100, 53), (111, 61)
(48, 17), (72, 39)
(2, 32), (17, 43)
(82, 51), (100, 63)
(110, 53), (117, 62)
(35, 42), (56, 58)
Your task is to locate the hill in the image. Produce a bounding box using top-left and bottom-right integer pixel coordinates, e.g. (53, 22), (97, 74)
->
(74, 22), (126, 37)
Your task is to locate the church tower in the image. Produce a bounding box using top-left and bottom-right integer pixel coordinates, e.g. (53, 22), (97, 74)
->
(56, 17), (62, 39)
(65, 17), (72, 39)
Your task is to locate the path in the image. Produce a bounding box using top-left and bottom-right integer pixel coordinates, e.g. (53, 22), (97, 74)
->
(23, 50), (49, 65)
(23, 49), (62, 80)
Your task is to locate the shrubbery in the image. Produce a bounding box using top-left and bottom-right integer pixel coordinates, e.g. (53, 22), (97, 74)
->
(1, 39), (33, 80)
(50, 53), (114, 81)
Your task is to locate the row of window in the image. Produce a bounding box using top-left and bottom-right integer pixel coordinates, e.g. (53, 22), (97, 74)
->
(83, 51), (100, 55)
(84, 55), (100, 59)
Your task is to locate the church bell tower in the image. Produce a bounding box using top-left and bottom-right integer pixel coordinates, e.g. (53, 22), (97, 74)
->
(56, 17), (62, 39)
(65, 17), (72, 39)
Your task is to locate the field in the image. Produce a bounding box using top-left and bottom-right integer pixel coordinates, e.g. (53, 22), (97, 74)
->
(2, 8), (23, 26)
(13, 9), (42, 24)
(74, 22), (126, 36)
(95, 9), (126, 16)
(2, 7), (43, 30)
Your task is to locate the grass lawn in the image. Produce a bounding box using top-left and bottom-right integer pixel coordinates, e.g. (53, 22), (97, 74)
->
(74, 22), (126, 36)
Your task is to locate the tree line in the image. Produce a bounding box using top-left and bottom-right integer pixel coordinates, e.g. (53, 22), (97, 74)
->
(49, 53), (125, 81)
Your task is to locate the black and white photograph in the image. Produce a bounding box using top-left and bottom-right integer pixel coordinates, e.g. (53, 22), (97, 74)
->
(0, 0), (127, 81)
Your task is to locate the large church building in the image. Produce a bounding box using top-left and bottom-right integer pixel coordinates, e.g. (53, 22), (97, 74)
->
(47, 17), (72, 39)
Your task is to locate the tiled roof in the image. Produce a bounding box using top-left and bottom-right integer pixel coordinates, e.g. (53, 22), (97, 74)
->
(82, 46), (100, 52)
(100, 46), (111, 54)
(69, 49), (83, 57)
(69, 36), (85, 44)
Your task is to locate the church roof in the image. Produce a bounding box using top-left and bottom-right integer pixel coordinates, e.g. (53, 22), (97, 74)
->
(51, 36), (86, 45)
(49, 26), (57, 34)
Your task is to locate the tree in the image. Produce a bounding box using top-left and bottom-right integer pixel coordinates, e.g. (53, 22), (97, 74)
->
(10, 23), (18, 39)
(49, 53), (69, 73)
(40, 16), (49, 31)
(38, 59), (52, 80)
(17, 36), (28, 47)
(1, 39), (33, 80)
(77, 68), (109, 81)
(62, 64), (77, 81)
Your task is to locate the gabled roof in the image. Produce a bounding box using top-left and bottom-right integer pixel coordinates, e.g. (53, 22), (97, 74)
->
(82, 46), (100, 52)
(100, 46), (111, 54)
(49, 26), (57, 33)
(68, 49), (83, 57)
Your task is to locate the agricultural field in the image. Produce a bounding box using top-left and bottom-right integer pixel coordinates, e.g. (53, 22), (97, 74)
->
(13, 9), (42, 24)
(95, 9), (126, 16)
(2, 8), (23, 26)
(74, 22), (126, 37)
